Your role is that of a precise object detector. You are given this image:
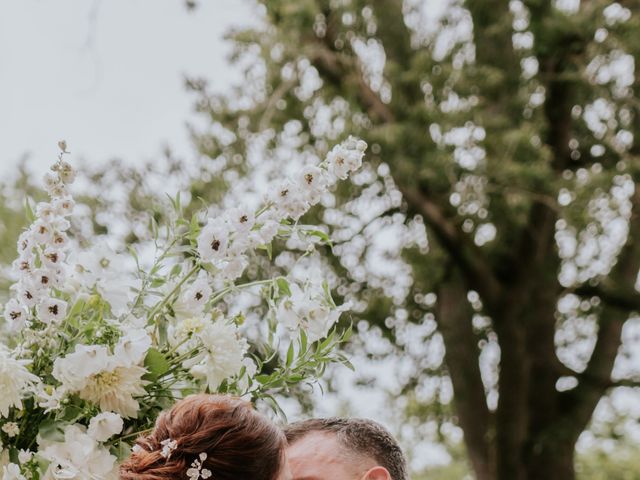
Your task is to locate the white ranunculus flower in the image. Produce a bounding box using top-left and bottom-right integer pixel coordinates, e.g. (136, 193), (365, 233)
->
(0, 346), (39, 418)
(184, 320), (246, 391)
(39, 424), (118, 480)
(87, 412), (123, 442)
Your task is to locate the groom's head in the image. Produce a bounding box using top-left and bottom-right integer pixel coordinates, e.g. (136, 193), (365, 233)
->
(284, 418), (408, 480)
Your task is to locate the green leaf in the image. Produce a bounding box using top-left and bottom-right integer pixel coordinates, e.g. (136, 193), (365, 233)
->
(300, 329), (308, 353)
(144, 348), (171, 380)
(286, 342), (295, 367)
(24, 197), (35, 223)
(301, 228), (333, 246)
(276, 277), (292, 297)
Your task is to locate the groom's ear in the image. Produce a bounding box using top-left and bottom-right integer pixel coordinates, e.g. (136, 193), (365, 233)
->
(362, 466), (392, 480)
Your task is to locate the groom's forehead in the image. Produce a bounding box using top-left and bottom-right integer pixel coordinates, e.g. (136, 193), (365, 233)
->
(288, 430), (342, 456)
(287, 431), (354, 479)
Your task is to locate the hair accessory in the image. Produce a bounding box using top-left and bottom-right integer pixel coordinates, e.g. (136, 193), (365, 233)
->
(160, 438), (178, 459)
(131, 445), (144, 454)
(186, 452), (212, 479)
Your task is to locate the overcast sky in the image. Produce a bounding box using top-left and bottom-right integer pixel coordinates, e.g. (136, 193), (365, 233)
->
(0, 0), (254, 176)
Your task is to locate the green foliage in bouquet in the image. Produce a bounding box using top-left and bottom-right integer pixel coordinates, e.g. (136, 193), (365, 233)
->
(0, 137), (366, 479)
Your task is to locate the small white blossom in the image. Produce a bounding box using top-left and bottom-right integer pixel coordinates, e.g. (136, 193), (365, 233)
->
(183, 320), (246, 391)
(2, 463), (26, 480)
(17, 450), (33, 464)
(114, 328), (152, 365)
(276, 282), (349, 342)
(0, 346), (39, 418)
(39, 424), (118, 480)
(36, 385), (65, 413)
(326, 136), (367, 181)
(173, 272), (212, 319)
(87, 412), (123, 442)
(1, 423), (19, 438)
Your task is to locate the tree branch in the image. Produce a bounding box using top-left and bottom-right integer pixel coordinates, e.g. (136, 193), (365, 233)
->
(572, 282), (640, 312)
(399, 184), (502, 310)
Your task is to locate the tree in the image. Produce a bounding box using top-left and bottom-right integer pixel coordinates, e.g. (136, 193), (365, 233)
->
(183, 1), (640, 479)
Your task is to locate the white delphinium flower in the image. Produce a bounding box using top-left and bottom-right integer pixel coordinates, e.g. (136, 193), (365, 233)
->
(8, 152), (76, 330)
(183, 319), (247, 391)
(225, 207), (255, 234)
(296, 165), (327, 205)
(276, 282), (350, 342)
(173, 271), (212, 319)
(39, 424), (118, 480)
(3, 299), (27, 330)
(197, 219), (230, 263)
(220, 255), (249, 281)
(87, 412), (123, 442)
(51, 196), (75, 217)
(325, 135), (367, 181)
(0, 346), (39, 418)
(36, 298), (68, 325)
(52, 344), (148, 418)
(2, 463), (25, 480)
(255, 211), (280, 244)
(272, 181), (308, 221)
(12, 277), (43, 308)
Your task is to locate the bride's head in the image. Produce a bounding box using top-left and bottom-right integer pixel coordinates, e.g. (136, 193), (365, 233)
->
(120, 394), (289, 480)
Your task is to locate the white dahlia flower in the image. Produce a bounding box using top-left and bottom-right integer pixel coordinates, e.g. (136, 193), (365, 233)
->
(52, 344), (148, 418)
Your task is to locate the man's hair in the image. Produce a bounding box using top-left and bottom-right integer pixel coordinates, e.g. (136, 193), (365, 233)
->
(285, 418), (408, 480)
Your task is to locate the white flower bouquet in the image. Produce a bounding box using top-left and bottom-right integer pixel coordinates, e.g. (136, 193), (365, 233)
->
(0, 137), (367, 479)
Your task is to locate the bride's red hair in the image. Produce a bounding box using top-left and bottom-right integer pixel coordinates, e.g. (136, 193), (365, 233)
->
(119, 394), (286, 480)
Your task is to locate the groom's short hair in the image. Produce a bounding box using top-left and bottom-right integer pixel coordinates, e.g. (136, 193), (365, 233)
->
(285, 418), (408, 480)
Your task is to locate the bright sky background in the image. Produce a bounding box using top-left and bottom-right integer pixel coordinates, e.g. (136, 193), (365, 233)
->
(0, 0), (254, 176)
